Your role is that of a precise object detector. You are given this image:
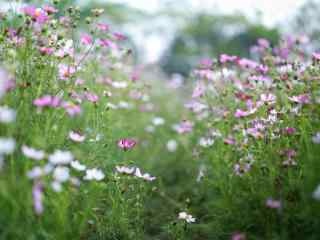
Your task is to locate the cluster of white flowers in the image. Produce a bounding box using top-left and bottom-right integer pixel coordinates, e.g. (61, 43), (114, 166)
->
(178, 212), (196, 223)
(115, 165), (156, 181)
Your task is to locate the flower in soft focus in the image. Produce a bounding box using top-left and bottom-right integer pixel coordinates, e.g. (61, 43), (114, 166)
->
(97, 23), (109, 32)
(260, 93), (276, 105)
(115, 165), (135, 175)
(58, 64), (76, 80)
(22, 145), (45, 160)
(33, 95), (61, 108)
(71, 160), (86, 171)
(0, 138), (15, 155)
(39, 47), (54, 55)
(238, 58), (258, 69)
(220, 54), (238, 63)
(283, 127), (296, 135)
(43, 5), (58, 14)
(32, 182), (44, 215)
(61, 102), (81, 116)
(173, 120), (194, 134)
(224, 137), (236, 145)
(167, 139), (178, 152)
(69, 131), (86, 142)
(80, 33), (93, 45)
(192, 81), (206, 98)
(232, 232), (246, 240)
(199, 137), (214, 147)
(27, 166), (44, 179)
(152, 117), (165, 126)
(288, 94), (310, 104)
(84, 168), (105, 181)
(266, 198), (281, 209)
(85, 92), (99, 103)
(135, 168), (156, 181)
(312, 132), (320, 144)
(113, 32), (127, 41)
(0, 106), (16, 123)
(312, 184), (320, 200)
(234, 162), (251, 176)
(49, 150), (73, 165)
(178, 212), (196, 223)
(234, 108), (257, 118)
(312, 52), (320, 61)
(53, 166), (70, 182)
(117, 138), (137, 151)
(22, 6), (49, 24)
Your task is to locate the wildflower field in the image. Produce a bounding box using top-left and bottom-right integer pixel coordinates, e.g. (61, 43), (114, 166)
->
(1, 2), (320, 240)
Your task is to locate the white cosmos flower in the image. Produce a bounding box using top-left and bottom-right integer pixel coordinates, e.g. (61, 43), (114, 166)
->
(0, 138), (15, 155)
(112, 81), (128, 89)
(0, 106), (16, 123)
(199, 137), (214, 147)
(51, 181), (62, 192)
(49, 150), (73, 165)
(312, 132), (320, 144)
(22, 145), (45, 160)
(53, 166), (70, 182)
(167, 140), (178, 152)
(152, 117), (165, 126)
(84, 168), (105, 181)
(71, 160), (86, 171)
(134, 168), (156, 181)
(69, 131), (86, 142)
(178, 212), (196, 223)
(116, 165), (135, 175)
(313, 184), (320, 200)
(27, 166), (43, 179)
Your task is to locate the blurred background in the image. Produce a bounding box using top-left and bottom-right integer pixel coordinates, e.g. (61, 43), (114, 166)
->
(3, 0), (320, 77)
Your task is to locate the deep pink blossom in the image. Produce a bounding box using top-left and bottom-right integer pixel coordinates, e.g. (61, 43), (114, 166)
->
(118, 138), (137, 151)
(80, 34), (93, 45)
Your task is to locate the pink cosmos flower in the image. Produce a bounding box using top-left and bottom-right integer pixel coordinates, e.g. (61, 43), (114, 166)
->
(173, 120), (194, 134)
(97, 39), (118, 49)
(39, 47), (54, 55)
(69, 131), (86, 142)
(257, 64), (269, 74)
(58, 64), (76, 80)
(257, 38), (270, 48)
(192, 81), (206, 98)
(33, 95), (61, 108)
(85, 92), (99, 103)
(117, 138), (137, 151)
(43, 5), (58, 14)
(266, 198), (281, 209)
(32, 182), (44, 215)
(224, 137), (236, 145)
(283, 127), (296, 135)
(80, 34), (93, 45)
(61, 102), (81, 116)
(312, 52), (320, 61)
(232, 232), (246, 240)
(97, 23), (110, 32)
(199, 58), (213, 68)
(238, 58), (258, 69)
(234, 108), (256, 118)
(22, 6), (49, 24)
(260, 93), (276, 104)
(113, 32), (127, 41)
(288, 94), (310, 104)
(220, 54), (238, 63)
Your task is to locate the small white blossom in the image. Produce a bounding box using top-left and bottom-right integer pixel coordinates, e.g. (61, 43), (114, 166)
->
(152, 117), (165, 126)
(0, 106), (16, 123)
(69, 131), (86, 142)
(0, 138), (15, 155)
(84, 168), (105, 181)
(71, 160), (86, 171)
(178, 212), (196, 223)
(116, 166), (135, 175)
(53, 166), (70, 182)
(22, 145), (45, 161)
(199, 137), (214, 147)
(134, 168), (156, 181)
(49, 150), (73, 165)
(167, 140), (178, 152)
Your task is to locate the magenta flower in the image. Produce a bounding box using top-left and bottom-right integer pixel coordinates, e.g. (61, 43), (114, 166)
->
(32, 182), (44, 215)
(199, 58), (213, 68)
(39, 47), (54, 55)
(97, 23), (110, 32)
(192, 81), (206, 98)
(113, 32), (127, 41)
(97, 39), (117, 49)
(283, 127), (296, 135)
(312, 52), (320, 61)
(117, 138), (137, 151)
(80, 33), (93, 45)
(33, 95), (61, 108)
(232, 232), (246, 240)
(61, 102), (81, 116)
(85, 92), (99, 103)
(22, 6), (49, 24)
(220, 54), (238, 63)
(173, 120), (194, 134)
(257, 38), (270, 48)
(266, 198), (281, 209)
(238, 58), (258, 69)
(43, 5), (58, 14)
(288, 94), (310, 104)
(58, 64), (76, 81)
(224, 137), (236, 145)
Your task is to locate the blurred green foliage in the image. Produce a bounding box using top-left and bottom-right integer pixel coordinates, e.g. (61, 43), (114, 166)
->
(160, 13), (280, 76)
